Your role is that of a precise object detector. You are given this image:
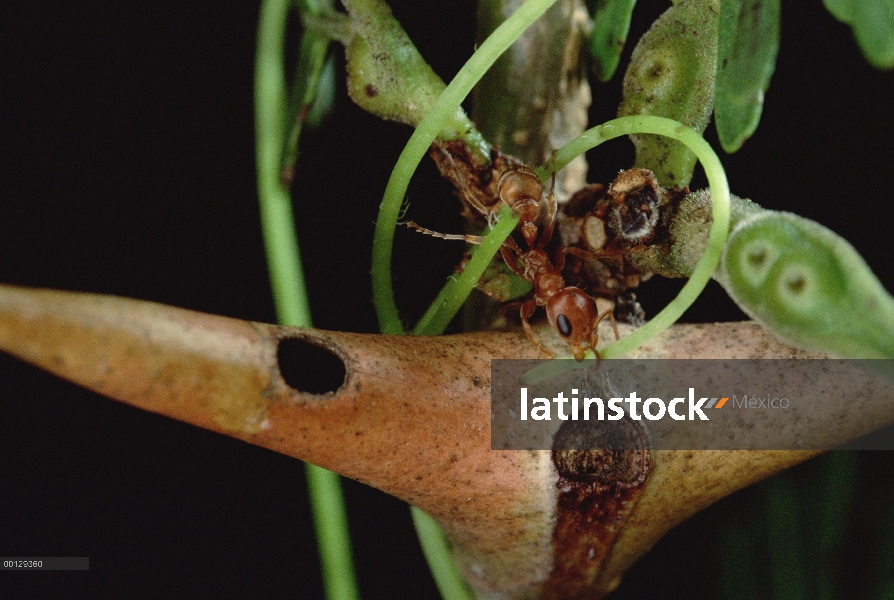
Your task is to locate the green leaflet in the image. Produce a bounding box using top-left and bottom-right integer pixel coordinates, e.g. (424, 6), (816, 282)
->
(588, 0), (637, 82)
(477, 261), (534, 303)
(823, 0), (854, 24)
(715, 0), (780, 153)
(720, 211), (894, 359)
(281, 0), (336, 178)
(338, 0), (490, 161)
(852, 0), (894, 69)
(823, 0), (894, 70)
(617, 0), (719, 187)
(306, 54), (336, 129)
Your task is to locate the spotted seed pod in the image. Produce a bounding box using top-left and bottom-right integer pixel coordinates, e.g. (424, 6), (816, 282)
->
(617, 0), (719, 188)
(720, 211), (894, 359)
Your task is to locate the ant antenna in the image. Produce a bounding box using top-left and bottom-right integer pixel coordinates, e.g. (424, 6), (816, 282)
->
(437, 145), (497, 227)
(396, 195), (411, 224)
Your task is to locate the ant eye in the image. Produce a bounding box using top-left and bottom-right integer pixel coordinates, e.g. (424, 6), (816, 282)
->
(556, 314), (573, 337)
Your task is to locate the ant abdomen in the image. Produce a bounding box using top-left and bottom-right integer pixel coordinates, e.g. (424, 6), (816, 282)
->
(498, 165), (550, 248)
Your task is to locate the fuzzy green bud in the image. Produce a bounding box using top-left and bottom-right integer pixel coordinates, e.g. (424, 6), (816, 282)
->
(721, 211), (894, 358)
(618, 0), (719, 187)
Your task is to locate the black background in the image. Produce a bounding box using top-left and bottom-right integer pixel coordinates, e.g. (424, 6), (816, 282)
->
(2, 1), (893, 598)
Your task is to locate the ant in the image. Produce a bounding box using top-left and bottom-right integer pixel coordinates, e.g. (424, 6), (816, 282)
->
(408, 153), (619, 361)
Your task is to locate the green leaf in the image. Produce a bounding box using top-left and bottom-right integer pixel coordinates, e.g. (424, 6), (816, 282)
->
(281, 23), (334, 179)
(853, 0), (894, 69)
(477, 262), (534, 303)
(588, 0), (637, 82)
(306, 53), (336, 129)
(823, 0), (854, 24)
(823, 0), (894, 70)
(715, 0), (779, 153)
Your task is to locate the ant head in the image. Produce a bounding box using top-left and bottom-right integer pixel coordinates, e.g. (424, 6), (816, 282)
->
(545, 288), (599, 361)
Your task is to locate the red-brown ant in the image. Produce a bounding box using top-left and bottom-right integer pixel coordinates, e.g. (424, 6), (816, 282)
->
(408, 159), (619, 361)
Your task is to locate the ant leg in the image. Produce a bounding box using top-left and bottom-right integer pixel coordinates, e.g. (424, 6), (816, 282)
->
(498, 236), (530, 278)
(606, 310), (620, 342)
(592, 308), (620, 345)
(537, 154), (558, 250)
(565, 246), (624, 261)
(554, 246), (568, 272)
(406, 221), (484, 244)
(583, 309), (617, 368)
(555, 243), (615, 272)
(437, 146), (495, 224)
(500, 244), (527, 278)
(520, 300), (554, 359)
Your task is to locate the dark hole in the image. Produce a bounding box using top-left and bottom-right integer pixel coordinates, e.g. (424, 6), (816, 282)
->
(276, 337), (346, 395)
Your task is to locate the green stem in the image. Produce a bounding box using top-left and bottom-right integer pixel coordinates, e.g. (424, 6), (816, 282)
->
(255, 2), (358, 599)
(281, 2), (334, 179)
(721, 520), (760, 600)
(412, 205), (518, 336)
(256, 0), (313, 328)
(764, 474), (809, 600)
(814, 451), (857, 600)
(306, 463), (359, 600)
(411, 507), (475, 600)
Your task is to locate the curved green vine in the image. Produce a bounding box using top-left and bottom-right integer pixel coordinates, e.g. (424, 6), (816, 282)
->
(370, 0), (561, 335)
(410, 115), (732, 361)
(523, 116), (731, 383)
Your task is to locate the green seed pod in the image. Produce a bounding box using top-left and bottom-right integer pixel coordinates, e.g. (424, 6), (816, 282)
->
(342, 0), (445, 126)
(617, 0), (719, 187)
(669, 188), (762, 277)
(338, 0), (489, 157)
(720, 211), (894, 358)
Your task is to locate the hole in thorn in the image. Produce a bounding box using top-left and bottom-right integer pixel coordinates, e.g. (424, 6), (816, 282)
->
(277, 337), (346, 395)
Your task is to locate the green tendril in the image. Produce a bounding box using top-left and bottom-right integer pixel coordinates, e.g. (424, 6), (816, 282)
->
(522, 115), (730, 383)
(371, 0), (561, 336)
(412, 205), (517, 336)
